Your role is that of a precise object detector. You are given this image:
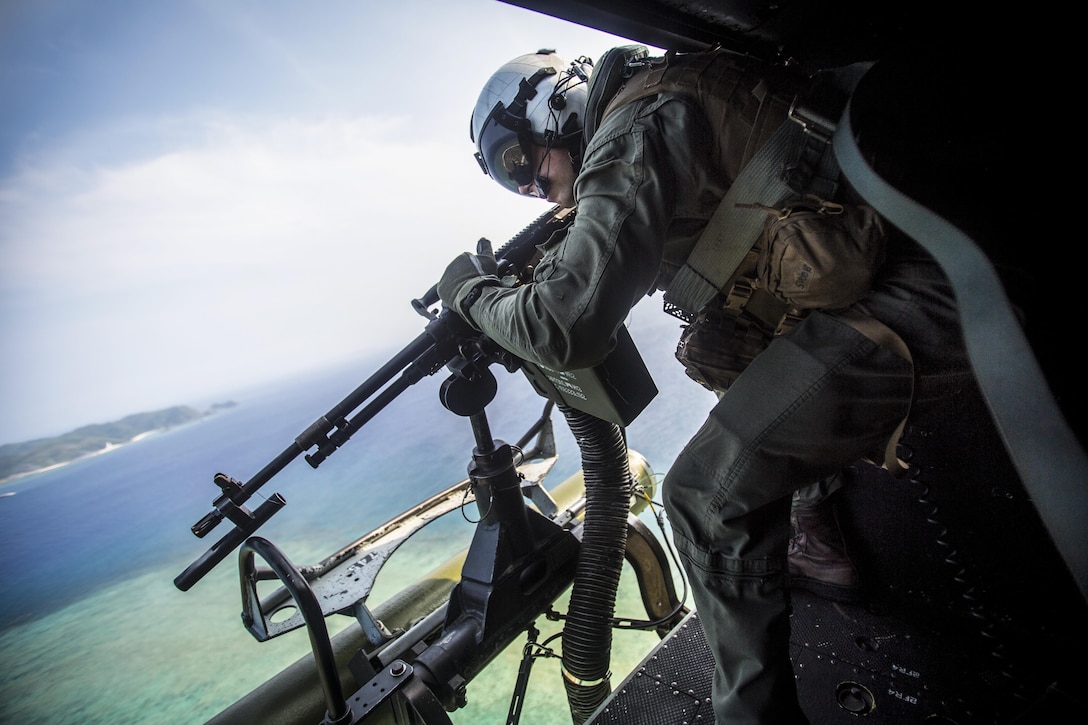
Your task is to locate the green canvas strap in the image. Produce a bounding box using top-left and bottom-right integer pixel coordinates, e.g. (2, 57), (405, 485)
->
(834, 89), (1088, 598)
(834, 308), (913, 477)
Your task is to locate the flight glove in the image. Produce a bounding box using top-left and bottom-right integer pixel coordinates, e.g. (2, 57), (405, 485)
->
(437, 238), (500, 325)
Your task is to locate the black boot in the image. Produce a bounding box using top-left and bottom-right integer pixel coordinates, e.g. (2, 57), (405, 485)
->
(788, 497), (861, 603)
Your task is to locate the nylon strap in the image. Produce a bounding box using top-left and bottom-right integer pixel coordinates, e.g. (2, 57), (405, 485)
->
(834, 91), (1088, 599)
(834, 309), (912, 477)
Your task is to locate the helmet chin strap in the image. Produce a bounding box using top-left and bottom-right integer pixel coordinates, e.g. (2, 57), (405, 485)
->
(559, 116), (584, 173)
(534, 128), (558, 198)
(533, 141), (580, 200)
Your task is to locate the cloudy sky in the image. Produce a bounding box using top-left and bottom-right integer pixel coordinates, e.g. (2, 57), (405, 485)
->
(0, 0), (648, 444)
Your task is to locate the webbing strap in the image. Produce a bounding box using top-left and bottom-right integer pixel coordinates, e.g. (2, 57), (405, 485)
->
(835, 92), (1088, 600)
(664, 119), (806, 316)
(834, 309), (913, 477)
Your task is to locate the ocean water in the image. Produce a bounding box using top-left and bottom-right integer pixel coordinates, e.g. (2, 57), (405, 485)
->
(0, 303), (716, 724)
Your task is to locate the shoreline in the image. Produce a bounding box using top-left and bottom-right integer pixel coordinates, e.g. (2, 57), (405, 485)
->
(0, 430), (158, 487)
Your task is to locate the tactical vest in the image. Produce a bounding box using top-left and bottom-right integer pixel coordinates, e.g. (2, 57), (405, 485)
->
(596, 49), (853, 315)
(595, 50), (912, 476)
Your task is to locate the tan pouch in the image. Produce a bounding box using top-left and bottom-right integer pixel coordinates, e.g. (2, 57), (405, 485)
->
(751, 195), (885, 311)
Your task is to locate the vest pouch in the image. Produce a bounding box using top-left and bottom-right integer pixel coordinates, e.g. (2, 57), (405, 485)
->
(753, 196), (885, 310)
(675, 302), (774, 393)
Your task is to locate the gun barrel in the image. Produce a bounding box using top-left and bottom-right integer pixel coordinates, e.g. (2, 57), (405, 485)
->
(314, 330), (435, 436)
(174, 493), (287, 590)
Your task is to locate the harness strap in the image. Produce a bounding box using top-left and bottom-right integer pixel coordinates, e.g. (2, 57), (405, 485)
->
(834, 308), (913, 477)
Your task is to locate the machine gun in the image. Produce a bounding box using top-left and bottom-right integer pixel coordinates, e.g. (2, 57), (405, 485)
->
(174, 205), (672, 724)
(174, 205), (656, 592)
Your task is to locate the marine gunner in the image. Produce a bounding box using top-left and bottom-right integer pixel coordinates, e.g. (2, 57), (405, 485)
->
(439, 48), (969, 723)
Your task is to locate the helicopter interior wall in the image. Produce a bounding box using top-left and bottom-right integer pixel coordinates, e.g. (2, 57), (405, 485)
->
(501, 1), (968, 69)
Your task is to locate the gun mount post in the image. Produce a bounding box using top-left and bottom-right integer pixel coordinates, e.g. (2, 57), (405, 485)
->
(391, 371), (582, 712)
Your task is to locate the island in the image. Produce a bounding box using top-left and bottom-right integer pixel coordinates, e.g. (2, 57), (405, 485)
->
(0, 403), (237, 483)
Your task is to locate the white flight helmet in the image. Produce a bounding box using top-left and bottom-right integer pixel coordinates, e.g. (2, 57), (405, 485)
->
(471, 49), (592, 195)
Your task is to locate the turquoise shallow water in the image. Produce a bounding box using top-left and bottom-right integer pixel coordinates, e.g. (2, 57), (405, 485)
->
(0, 303), (714, 724)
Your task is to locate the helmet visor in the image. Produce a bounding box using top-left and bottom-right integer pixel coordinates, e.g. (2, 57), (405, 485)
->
(475, 104), (533, 195)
